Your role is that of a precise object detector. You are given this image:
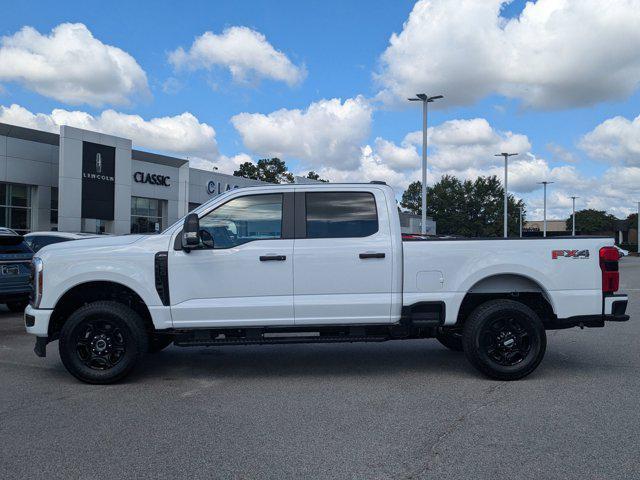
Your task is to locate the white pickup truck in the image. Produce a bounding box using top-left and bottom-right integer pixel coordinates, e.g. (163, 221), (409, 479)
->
(25, 183), (629, 383)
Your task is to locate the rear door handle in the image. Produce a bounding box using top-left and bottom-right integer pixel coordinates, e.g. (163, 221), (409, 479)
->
(359, 252), (385, 259)
(260, 255), (287, 261)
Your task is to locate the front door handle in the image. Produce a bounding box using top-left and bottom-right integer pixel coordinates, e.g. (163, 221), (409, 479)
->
(359, 252), (385, 259)
(260, 255), (287, 261)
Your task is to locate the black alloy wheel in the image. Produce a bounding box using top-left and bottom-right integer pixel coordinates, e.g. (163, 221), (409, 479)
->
(74, 318), (126, 370)
(462, 299), (546, 381)
(59, 301), (148, 384)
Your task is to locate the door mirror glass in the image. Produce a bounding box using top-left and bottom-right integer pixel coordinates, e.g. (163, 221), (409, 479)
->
(182, 213), (201, 250)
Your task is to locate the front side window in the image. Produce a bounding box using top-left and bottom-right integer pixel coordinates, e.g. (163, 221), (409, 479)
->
(200, 194), (283, 249)
(306, 192), (378, 239)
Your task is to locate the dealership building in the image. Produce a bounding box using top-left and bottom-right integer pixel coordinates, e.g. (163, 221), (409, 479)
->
(0, 122), (266, 235)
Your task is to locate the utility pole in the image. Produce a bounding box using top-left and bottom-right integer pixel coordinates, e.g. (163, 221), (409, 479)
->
(409, 94), (443, 235)
(537, 181), (554, 237)
(495, 153), (518, 237)
(570, 196), (579, 236)
(518, 206), (524, 238)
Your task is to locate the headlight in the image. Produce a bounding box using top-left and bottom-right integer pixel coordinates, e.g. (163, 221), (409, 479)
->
(30, 257), (43, 308)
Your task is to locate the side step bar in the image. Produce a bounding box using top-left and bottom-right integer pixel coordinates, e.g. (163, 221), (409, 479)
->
(174, 333), (390, 347)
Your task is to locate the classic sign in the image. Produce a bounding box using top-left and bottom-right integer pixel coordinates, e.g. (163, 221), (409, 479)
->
(134, 171), (171, 187)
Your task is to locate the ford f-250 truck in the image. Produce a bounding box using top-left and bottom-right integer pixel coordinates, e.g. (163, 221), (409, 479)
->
(24, 183), (629, 383)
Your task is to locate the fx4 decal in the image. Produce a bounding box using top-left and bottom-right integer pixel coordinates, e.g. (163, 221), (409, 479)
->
(552, 249), (590, 260)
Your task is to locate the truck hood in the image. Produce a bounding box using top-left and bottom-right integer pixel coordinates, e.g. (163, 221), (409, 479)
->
(38, 234), (147, 254)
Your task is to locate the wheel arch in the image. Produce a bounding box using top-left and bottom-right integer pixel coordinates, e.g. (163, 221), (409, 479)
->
(455, 273), (556, 327)
(48, 281), (154, 340)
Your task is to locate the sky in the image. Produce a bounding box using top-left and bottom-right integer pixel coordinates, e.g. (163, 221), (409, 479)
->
(1, 0), (639, 220)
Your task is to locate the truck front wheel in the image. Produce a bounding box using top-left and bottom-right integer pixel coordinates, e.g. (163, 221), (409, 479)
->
(58, 301), (149, 384)
(462, 299), (546, 381)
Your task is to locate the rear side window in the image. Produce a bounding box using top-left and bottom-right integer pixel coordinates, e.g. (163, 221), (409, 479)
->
(305, 192), (378, 239)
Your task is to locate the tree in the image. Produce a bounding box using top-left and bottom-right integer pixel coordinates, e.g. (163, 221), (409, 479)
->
(233, 157), (294, 184)
(566, 209), (616, 234)
(400, 175), (525, 237)
(305, 171), (329, 182)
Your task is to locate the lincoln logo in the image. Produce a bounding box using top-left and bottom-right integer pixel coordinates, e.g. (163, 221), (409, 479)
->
(96, 153), (102, 174)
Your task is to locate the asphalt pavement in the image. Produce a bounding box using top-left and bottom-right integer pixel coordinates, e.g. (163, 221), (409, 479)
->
(1, 258), (639, 479)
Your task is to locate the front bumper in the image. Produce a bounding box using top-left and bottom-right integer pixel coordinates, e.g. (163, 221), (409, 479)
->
(549, 294), (629, 329)
(24, 304), (52, 337)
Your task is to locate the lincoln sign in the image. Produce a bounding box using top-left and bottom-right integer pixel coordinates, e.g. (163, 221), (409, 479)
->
(81, 141), (115, 220)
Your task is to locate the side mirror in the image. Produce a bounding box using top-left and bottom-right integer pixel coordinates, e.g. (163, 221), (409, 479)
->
(182, 213), (201, 251)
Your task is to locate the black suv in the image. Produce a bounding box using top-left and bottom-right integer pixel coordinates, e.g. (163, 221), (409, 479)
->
(0, 228), (33, 312)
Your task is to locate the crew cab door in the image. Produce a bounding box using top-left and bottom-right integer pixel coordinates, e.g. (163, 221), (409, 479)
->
(168, 192), (294, 327)
(293, 189), (394, 325)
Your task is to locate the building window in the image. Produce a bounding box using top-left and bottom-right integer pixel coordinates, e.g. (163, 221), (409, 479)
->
(0, 182), (32, 234)
(131, 197), (163, 234)
(188, 202), (201, 212)
(50, 187), (59, 229)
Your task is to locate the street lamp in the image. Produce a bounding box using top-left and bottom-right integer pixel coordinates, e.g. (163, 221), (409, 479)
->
(495, 152), (518, 237)
(537, 181), (554, 237)
(408, 93), (443, 235)
(570, 196), (579, 236)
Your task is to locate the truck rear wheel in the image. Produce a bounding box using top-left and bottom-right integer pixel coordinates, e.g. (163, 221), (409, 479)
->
(462, 299), (546, 381)
(58, 301), (149, 384)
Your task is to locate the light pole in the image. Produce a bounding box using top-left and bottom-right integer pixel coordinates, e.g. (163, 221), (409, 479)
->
(495, 152), (518, 237)
(409, 94), (443, 235)
(570, 196), (579, 236)
(537, 181), (554, 237)
(637, 201), (639, 253)
(518, 206), (524, 238)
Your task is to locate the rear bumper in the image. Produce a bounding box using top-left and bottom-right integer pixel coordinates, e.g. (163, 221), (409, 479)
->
(548, 294), (629, 329)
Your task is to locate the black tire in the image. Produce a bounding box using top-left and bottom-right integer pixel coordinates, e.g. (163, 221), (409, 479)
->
(148, 334), (174, 353)
(58, 301), (149, 384)
(436, 329), (463, 352)
(6, 300), (28, 313)
(462, 299), (546, 381)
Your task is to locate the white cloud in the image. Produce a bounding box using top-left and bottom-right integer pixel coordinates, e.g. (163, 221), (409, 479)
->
(169, 26), (306, 87)
(0, 23), (149, 106)
(376, 0), (640, 108)
(232, 96), (372, 169)
(0, 103), (218, 160)
(393, 118), (531, 172)
(579, 114), (640, 164)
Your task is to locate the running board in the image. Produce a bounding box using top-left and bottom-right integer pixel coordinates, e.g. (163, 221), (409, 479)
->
(174, 334), (390, 347)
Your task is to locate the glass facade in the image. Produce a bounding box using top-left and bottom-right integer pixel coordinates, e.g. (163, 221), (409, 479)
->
(131, 196), (163, 234)
(50, 187), (59, 230)
(0, 182), (32, 234)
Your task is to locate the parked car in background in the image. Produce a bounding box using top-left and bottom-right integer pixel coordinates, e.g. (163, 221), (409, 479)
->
(0, 229), (33, 312)
(615, 246), (629, 258)
(24, 232), (100, 253)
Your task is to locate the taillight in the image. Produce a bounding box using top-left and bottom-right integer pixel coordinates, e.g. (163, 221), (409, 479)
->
(599, 247), (619, 294)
